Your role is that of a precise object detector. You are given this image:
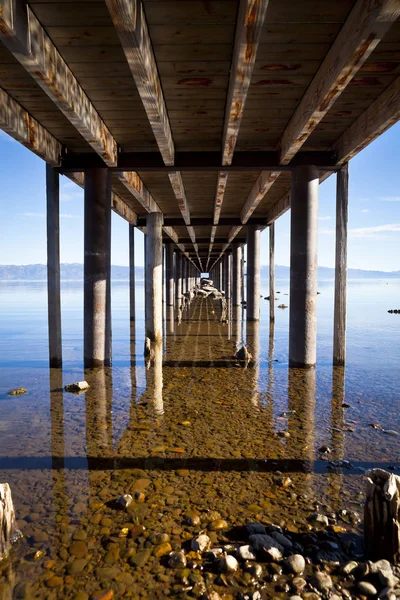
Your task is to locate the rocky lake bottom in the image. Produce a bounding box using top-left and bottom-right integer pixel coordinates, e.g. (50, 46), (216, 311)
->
(0, 280), (399, 599)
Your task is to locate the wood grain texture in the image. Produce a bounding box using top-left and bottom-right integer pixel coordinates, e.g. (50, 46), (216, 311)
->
(278, 0), (400, 164)
(0, 2), (117, 164)
(105, 0), (174, 164)
(333, 165), (348, 366)
(0, 87), (61, 165)
(0, 483), (19, 561)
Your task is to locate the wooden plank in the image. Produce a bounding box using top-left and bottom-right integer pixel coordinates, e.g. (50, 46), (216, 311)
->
(278, 0), (400, 164)
(105, 0), (197, 251)
(334, 76), (400, 164)
(333, 165), (348, 366)
(212, 0), (268, 258)
(0, 1), (117, 165)
(105, 0), (174, 164)
(240, 171), (280, 223)
(0, 87), (61, 165)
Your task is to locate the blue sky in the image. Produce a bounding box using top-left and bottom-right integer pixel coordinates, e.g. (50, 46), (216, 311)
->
(0, 123), (399, 271)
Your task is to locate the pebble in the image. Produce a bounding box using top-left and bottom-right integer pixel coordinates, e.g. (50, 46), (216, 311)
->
(46, 576), (63, 588)
(313, 571), (333, 591)
(209, 519), (228, 531)
(153, 542), (172, 557)
(67, 559), (87, 575)
(246, 522), (266, 535)
(116, 494), (133, 509)
(358, 581), (378, 596)
(285, 554), (306, 574)
(92, 592), (114, 600)
(219, 555), (239, 573)
(68, 542), (88, 558)
(248, 533), (284, 557)
(238, 545), (256, 561)
(308, 513), (329, 527)
(168, 551), (187, 568)
(7, 388), (27, 395)
(191, 534), (211, 552)
(130, 548), (152, 567)
(342, 560), (358, 574)
(292, 577), (307, 592)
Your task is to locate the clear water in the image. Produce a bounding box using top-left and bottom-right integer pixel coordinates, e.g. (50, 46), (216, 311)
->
(0, 278), (399, 598)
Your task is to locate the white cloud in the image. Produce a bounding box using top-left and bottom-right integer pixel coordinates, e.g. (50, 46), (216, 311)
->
(319, 216), (332, 221)
(18, 212), (45, 218)
(350, 224), (400, 240)
(320, 223), (400, 240)
(60, 213), (79, 219)
(379, 196), (400, 202)
(361, 209), (370, 213)
(60, 191), (82, 202)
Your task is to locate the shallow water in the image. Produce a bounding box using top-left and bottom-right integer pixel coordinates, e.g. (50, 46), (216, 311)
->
(0, 279), (399, 598)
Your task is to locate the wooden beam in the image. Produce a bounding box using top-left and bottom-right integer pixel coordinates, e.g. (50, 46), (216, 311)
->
(105, 0), (197, 253)
(278, 0), (400, 164)
(60, 151), (339, 172)
(0, 87), (61, 166)
(240, 171), (280, 223)
(104, 0), (174, 165)
(0, 0), (117, 165)
(212, 0), (269, 246)
(333, 165), (349, 366)
(334, 76), (400, 165)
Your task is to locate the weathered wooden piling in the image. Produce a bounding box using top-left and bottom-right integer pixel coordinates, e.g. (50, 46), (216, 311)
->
(0, 484), (19, 562)
(46, 164), (62, 367)
(333, 164), (349, 366)
(175, 251), (182, 302)
(269, 223), (275, 322)
(232, 243), (242, 306)
(84, 168), (112, 367)
(165, 242), (174, 306)
(289, 165), (319, 368)
(129, 224), (135, 321)
(145, 212), (163, 342)
(246, 225), (261, 321)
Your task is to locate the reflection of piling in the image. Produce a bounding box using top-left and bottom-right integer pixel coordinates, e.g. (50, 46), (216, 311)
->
(328, 366), (346, 510)
(49, 369), (69, 539)
(144, 341), (164, 416)
(246, 320), (261, 407)
(232, 305), (241, 348)
(85, 368), (112, 457)
(130, 320), (137, 417)
(287, 368), (316, 496)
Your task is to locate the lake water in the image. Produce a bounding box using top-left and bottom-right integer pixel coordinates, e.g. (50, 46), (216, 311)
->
(0, 278), (399, 598)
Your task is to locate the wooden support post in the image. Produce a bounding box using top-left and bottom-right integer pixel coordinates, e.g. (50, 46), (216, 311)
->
(219, 261), (223, 292)
(365, 468), (400, 564)
(46, 165), (62, 367)
(224, 252), (232, 299)
(333, 164), (349, 366)
(129, 224), (135, 321)
(241, 244), (245, 303)
(166, 243), (174, 306)
(175, 252), (182, 302)
(0, 484), (19, 561)
(246, 225), (261, 321)
(84, 168), (112, 367)
(289, 165), (319, 368)
(232, 243), (242, 306)
(269, 222), (275, 322)
(145, 212), (163, 342)
(144, 234), (148, 322)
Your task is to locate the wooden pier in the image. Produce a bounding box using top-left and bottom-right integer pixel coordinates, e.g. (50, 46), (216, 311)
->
(1, 0), (400, 367)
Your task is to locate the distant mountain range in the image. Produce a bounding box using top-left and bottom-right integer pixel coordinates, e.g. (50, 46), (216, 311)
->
(0, 263), (399, 281)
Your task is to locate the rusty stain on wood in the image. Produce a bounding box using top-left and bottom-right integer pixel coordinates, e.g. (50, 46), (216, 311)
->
(177, 77), (212, 87)
(261, 63), (301, 71)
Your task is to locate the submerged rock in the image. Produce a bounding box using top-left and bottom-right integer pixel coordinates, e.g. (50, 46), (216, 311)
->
(234, 345), (252, 362)
(285, 554), (305, 574)
(64, 381), (89, 393)
(191, 534), (211, 552)
(7, 388), (27, 396)
(116, 494), (133, 509)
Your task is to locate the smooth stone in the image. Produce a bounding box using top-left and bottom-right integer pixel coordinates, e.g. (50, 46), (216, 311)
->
(270, 531), (293, 550)
(313, 572), (333, 591)
(292, 577), (307, 592)
(238, 545), (256, 561)
(219, 555), (239, 573)
(342, 560), (358, 575)
(303, 594), (322, 600)
(131, 479), (151, 492)
(209, 519), (228, 531)
(290, 597), (303, 600)
(67, 559), (87, 575)
(169, 551), (187, 568)
(64, 381), (89, 392)
(309, 513), (329, 527)
(116, 494), (133, 509)
(130, 548), (152, 567)
(246, 522), (266, 535)
(378, 587), (396, 600)
(73, 529), (87, 541)
(95, 567), (121, 580)
(248, 534), (284, 557)
(68, 542), (88, 558)
(46, 576), (63, 588)
(285, 554), (306, 574)
(153, 542), (172, 558)
(191, 534), (211, 552)
(358, 582), (378, 596)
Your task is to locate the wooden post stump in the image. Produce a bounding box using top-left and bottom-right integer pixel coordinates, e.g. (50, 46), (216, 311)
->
(365, 468), (400, 563)
(0, 484), (20, 561)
